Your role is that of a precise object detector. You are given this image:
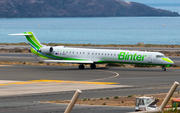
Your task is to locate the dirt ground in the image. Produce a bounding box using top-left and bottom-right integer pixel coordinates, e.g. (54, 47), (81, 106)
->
(41, 92), (180, 107)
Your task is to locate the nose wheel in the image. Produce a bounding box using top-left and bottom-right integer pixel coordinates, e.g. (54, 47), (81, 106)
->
(79, 64), (85, 69)
(162, 66), (166, 71)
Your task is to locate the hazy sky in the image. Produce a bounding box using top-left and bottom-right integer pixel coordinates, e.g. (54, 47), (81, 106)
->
(127, 0), (180, 3)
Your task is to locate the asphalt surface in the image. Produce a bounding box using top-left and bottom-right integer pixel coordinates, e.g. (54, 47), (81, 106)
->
(0, 65), (180, 113)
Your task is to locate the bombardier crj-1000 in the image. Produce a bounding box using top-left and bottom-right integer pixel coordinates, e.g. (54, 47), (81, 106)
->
(9, 32), (174, 71)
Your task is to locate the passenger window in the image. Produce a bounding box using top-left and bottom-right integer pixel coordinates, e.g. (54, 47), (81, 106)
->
(80, 52), (81, 54)
(95, 53), (97, 55)
(69, 51), (71, 54)
(92, 53), (94, 55)
(72, 52), (74, 54)
(105, 53), (106, 55)
(77, 52), (78, 54)
(111, 54), (113, 56)
(83, 52), (85, 54)
(114, 54), (116, 56)
(98, 53), (100, 55)
(66, 51), (68, 53)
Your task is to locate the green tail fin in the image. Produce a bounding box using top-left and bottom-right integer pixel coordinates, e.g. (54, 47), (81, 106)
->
(9, 32), (43, 50)
(23, 32), (42, 50)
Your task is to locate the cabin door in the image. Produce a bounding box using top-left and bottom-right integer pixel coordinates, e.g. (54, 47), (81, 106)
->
(148, 55), (152, 63)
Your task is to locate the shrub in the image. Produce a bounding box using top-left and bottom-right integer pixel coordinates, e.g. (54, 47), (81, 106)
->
(14, 48), (22, 52)
(128, 95), (133, 97)
(114, 96), (119, 99)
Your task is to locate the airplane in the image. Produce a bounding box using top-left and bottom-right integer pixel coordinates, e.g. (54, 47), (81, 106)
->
(9, 32), (174, 71)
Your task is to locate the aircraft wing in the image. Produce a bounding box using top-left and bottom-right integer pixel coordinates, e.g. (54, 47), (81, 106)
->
(43, 60), (94, 64)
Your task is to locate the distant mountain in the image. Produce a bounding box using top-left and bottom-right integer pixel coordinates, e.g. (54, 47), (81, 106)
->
(0, 0), (179, 18)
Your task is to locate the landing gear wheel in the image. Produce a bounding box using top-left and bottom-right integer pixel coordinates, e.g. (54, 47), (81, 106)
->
(79, 64), (85, 69)
(90, 64), (96, 69)
(162, 66), (166, 71)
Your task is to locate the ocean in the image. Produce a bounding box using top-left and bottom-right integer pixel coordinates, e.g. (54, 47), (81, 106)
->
(0, 3), (180, 45)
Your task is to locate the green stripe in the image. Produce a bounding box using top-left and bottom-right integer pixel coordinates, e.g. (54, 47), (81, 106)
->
(46, 54), (87, 61)
(26, 36), (41, 50)
(161, 58), (174, 63)
(97, 60), (165, 66)
(27, 32), (42, 48)
(31, 48), (49, 59)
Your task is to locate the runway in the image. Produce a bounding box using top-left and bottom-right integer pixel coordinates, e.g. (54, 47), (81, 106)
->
(0, 65), (180, 113)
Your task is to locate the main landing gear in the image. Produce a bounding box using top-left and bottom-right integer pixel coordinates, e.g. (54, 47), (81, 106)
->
(90, 64), (96, 69)
(78, 64), (96, 69)
(79, 64), (84, 69)
(162, 65), (166, 71)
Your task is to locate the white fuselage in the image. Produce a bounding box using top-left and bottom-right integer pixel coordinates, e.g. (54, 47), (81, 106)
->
(50, 46), (172, 65)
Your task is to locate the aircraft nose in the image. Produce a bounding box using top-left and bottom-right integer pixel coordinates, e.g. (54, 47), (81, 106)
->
(162, 58), (174, 64)
(168, 58), (174, 64)
(169, 58), (174, 64)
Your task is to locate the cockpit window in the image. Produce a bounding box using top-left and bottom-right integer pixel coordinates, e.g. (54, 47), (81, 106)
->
(156, 55), (166, 58)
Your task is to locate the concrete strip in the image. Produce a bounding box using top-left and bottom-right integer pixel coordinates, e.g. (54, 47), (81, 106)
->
(0, 83), (131, 96)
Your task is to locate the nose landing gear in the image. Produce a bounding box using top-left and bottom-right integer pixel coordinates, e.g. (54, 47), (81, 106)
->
(162, 65), (166, 71)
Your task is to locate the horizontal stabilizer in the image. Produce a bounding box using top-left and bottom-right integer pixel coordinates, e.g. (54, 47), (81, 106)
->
(8, 33), (32, 36)
(44, 60), (93, 64)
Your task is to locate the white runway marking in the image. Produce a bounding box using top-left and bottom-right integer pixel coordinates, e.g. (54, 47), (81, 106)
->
(87, 70), (119, 82)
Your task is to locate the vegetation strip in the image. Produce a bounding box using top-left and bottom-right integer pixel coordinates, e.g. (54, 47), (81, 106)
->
(41, 92), (180, 108)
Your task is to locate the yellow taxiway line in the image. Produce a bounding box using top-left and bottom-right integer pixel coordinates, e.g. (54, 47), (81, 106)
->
(0, 79), (119, 86)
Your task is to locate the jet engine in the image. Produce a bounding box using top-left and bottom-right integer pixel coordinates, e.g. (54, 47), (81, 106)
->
(39, 46), (53, 53)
